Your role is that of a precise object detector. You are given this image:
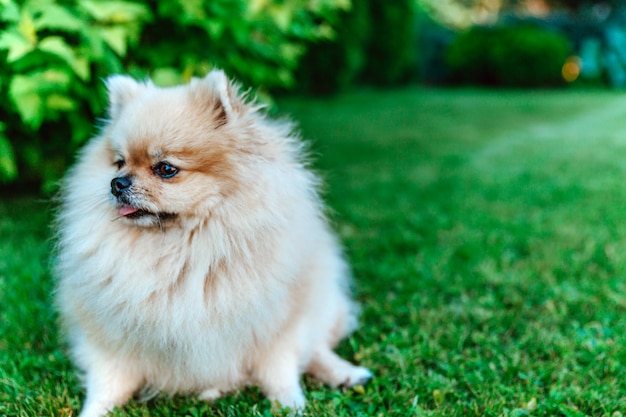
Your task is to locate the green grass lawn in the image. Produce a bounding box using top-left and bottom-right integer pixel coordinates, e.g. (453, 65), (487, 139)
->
(2, 88), (626, 416)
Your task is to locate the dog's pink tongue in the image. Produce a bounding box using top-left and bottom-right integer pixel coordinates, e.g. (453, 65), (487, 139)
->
(118, 206), (139, 216)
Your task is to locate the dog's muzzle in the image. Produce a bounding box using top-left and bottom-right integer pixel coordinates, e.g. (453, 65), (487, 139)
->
(111, 176), (132, 197)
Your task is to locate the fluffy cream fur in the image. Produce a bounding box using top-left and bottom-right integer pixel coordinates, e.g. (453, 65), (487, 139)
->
(55, 70), (371, 417)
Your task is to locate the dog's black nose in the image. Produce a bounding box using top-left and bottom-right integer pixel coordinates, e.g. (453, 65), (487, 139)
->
(111, 176), (132, 196)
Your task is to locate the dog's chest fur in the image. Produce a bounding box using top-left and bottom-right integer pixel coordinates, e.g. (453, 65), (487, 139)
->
(64, 220), (295, 391)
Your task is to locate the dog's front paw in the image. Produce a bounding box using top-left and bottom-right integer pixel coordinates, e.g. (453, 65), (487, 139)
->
(340, 366), (373, 389)
(199, 388), (223, 402)
(269, 387), (306, 416)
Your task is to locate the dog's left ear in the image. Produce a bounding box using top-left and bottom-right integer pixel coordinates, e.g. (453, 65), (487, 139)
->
(190, 70), (244, 128)
(106, 75), (151, 119)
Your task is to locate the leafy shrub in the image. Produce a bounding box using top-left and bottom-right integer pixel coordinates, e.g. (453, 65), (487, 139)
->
(0, 0), (151, 189)
(134, 0), (344, 90)
(446, 25), (572, 87)
(0, 0), (346, 190)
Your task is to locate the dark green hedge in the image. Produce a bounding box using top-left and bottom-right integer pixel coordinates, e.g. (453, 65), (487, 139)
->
(295, 0), (370, 95)
(361, 0), (416, 86)
(446, 25), (572, 87)
(296, 0), (416, 95)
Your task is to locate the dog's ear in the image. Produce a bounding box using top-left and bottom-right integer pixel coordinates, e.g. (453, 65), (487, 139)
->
(190, 70), (244, 128)
(105, 75), (149, 119)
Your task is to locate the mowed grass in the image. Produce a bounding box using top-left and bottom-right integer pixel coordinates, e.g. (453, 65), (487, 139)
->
(1, 88), (626, 416)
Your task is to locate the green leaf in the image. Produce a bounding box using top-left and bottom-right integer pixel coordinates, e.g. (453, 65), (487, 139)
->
(31, 3), (84, 32)
(206, 19), (225, 38)
(276, 67), (293, 87)
(18, 9), (37, 43)
(0, 126), (17, 182)
(247, 0), (269, 16)
(268, 4), (294, 31)
(279, 43), (304, 64)
(313, 22), (334, 40)
(99, 26), (127, 55)
(38, 36), (75, 59)
(38, 36), (90, 80)
(79, 0), (151, 23)
(40, 68), (72, 87)
(101, 47), (124, 73)
(178, 0), (206, 22)
(151, 67), (184, 87)
(0, 29), (35, 62)
(81, 26), (106, 59)
(9, 75), (45, 128)
(0, 0), (20, 22)
(11, 91), (45, 129)
(73, 56), (90, 81)
(46, 93), (76, 111)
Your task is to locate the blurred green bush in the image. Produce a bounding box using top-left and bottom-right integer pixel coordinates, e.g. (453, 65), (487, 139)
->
(446, 25), (571, 87)
(296, 0), (416, 95)
(295, 0), (370, 95)
(0, 0), (346, 190)
(361, 0), (416, 86)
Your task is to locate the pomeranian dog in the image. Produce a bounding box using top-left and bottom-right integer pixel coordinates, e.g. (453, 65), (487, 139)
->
(54, 70), (371, 417)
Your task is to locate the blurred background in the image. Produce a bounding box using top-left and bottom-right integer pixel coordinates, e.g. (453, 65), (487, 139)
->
(0, 0), (624, 192)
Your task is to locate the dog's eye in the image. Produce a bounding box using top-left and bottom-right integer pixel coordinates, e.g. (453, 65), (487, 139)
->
(154, 162), (179, 179)
(114, 159), (125, 169)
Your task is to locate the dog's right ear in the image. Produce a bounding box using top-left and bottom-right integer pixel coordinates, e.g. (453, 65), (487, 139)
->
(105, 75), (148, 119)
(189, 70), (246, 128)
